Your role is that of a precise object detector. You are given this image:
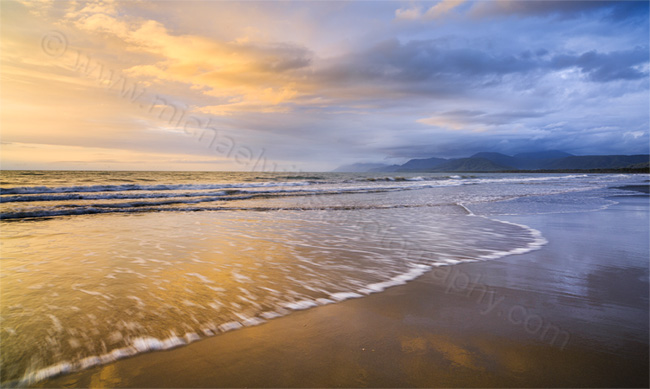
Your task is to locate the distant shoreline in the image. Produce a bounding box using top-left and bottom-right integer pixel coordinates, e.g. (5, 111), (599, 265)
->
(368, 168), (650, 174)
(489, 168), (650, 174)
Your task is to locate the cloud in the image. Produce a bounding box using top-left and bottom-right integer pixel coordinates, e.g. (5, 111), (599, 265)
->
(396, 1), (649, 27)
(379, 123), (650, 159)
(395, 6), (423, 20)
(15, 0), (55, 18)
(65, 3), (313, 114)
(468, 0), (649, 21)
(550, 47), (649, 82)
(314, 38), (648, 107)
(314, 38), (537, 94)
(1, 141), (238, 171)
(418, 110), (549, 131)
(423, 0), (466, 19)
(396, 0), (466, 20)
(2, 0), (648, 171)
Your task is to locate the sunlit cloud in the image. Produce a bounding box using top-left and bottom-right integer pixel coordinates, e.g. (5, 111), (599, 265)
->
(395, 6), (423, 20)
(424, 0), (466, 19)
(65, 3), (312, 115)
(1, 0), (648, 170)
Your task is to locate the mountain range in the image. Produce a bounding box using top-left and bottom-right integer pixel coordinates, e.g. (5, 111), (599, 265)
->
(333, 151), (650, 173)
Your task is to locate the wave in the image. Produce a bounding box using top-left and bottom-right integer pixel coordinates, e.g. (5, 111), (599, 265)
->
(0, 183), (467, 220)
(0, 190), (230, 203)
(0, 177), (458, 197)
(274, 175), (326, 180)
(1, 173), (598, 197)
(0, 202), (461, 221)
(0, 184), (410, 205)
(475, 174), (589, 184)
(6, 213), (547, 387)
(363, 176), (425, 182)
(1, 173), (623, 222)
(9, 171), (637, 385)
(0, 181), (314, 195)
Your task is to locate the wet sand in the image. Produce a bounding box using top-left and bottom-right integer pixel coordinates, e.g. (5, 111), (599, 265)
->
(36, 196), (649, 388)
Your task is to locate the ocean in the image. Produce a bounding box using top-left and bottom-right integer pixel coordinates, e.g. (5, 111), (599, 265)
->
(0, 170), (647, 385)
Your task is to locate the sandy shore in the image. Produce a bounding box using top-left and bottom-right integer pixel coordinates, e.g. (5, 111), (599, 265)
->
(35, 195), (649, 388)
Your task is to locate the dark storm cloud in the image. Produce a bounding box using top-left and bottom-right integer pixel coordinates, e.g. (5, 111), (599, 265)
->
(237, 1), (649, 165)
(469, 0), (649, 21)
(318, 38), (538, 85)
(291, 2), (649, 166)
(550, 47), (649, 82)
(316, 39), (648, 101)
(605, 1), (650, 21)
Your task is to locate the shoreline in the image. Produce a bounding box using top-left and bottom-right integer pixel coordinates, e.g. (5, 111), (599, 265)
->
(33, 196), (649, 388)
(13, 206), (546, 387)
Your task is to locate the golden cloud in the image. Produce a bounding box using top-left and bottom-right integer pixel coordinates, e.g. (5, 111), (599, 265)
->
(64, 2), (312, 115)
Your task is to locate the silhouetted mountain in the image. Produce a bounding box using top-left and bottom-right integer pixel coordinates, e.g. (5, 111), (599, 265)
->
(512, 150), (575, 169)
(543, 155), (649, 170)
(628, 161), (650, 169)
(431, 158), (512, 172)
(396, 157), (447, 172)
(332, 163), (392, 172)
(470, 152), (517, 168)
(513, 150), (573, 160)
(332, 151), (649, 173)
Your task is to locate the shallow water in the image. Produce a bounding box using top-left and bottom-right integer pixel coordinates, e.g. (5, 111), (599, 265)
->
(0, 171), (647, 384)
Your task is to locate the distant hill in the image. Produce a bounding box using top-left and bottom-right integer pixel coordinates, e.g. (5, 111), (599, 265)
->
(512, 150), (575, 169)
(396, 157), (447, 172)
(470, 152), (517, 169)
(431, 157), (512, 172)
(543, 155), (649, 170)
(513, 150), (573, 160)
(628, 161), (650, 169)
(469, 150), (577, 170)
(332, 151), (649, 173)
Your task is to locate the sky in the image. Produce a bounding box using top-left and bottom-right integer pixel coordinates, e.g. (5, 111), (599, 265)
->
(1, 0), (648, 171)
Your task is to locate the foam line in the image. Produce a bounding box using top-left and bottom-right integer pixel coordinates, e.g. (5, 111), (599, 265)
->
(12, 216), (547, 387)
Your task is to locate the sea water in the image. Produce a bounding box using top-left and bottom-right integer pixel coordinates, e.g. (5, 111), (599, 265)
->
(0, 171), (647, 384)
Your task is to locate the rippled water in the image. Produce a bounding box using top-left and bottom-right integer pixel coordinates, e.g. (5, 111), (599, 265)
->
(0, 171), (646, 385)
